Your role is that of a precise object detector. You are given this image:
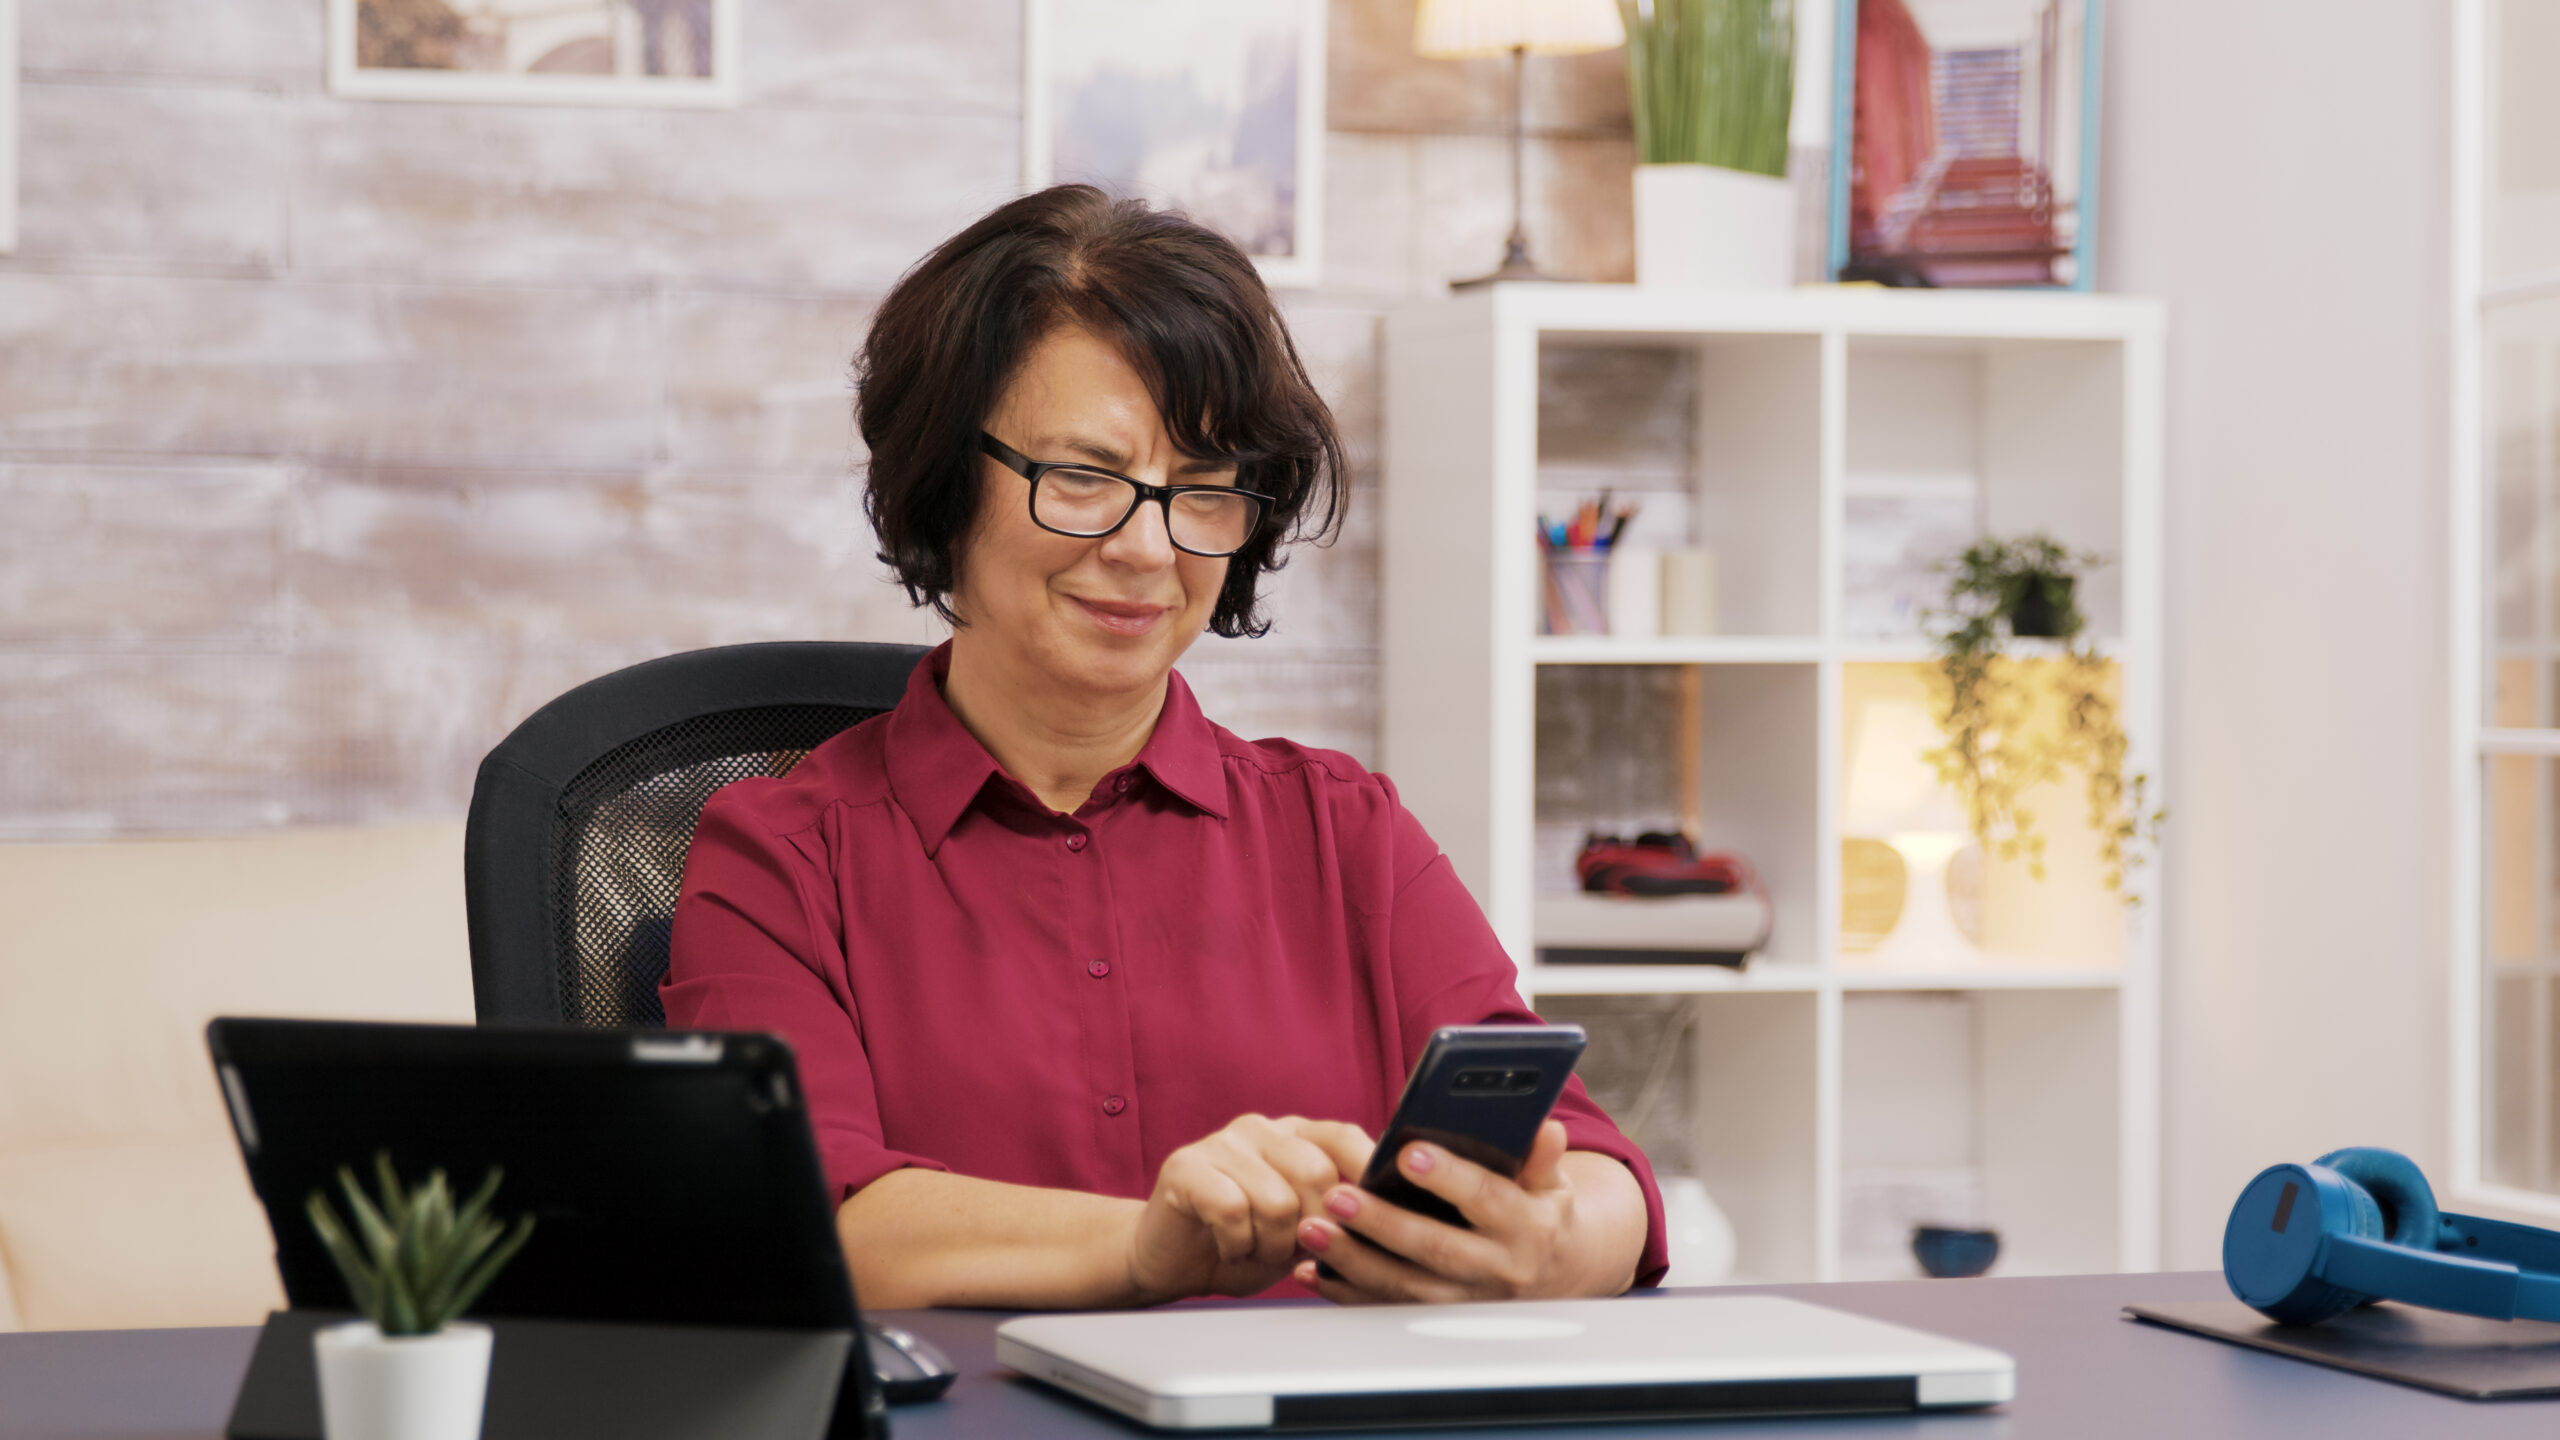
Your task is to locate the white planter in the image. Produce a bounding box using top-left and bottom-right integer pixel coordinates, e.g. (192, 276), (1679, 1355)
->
(314, 1321), (494, 1440)
(1661, 1176), (1739, 1286)
(1633, 163), (1796, 291)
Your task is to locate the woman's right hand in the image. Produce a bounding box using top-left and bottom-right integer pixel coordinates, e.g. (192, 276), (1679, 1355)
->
(1126, 1114), (1374, 1303)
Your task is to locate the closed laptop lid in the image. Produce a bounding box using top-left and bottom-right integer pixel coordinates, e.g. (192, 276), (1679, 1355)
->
(995, 1294), (2015, 1431)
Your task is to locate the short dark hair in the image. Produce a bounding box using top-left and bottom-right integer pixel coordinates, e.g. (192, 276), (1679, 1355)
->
(855, 185), (1347, 639)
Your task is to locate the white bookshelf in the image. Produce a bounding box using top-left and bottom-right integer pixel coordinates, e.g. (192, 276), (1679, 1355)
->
(1381, 284), (2164, 1284)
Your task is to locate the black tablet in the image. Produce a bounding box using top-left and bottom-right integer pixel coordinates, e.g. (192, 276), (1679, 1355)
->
(206, 1017), (857, 1332)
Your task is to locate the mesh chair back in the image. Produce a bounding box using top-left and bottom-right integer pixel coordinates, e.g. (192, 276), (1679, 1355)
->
(465, 642), (929, 1027)
(551, 703), (872, 1026)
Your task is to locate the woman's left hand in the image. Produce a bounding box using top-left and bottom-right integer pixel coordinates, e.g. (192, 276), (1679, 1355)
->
(1289, 1120), (1630, 1304)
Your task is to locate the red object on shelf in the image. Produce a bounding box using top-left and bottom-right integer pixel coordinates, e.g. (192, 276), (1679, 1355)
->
(1575, 831), (1762, 899)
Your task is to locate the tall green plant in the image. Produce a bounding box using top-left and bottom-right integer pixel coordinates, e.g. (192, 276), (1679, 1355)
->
(307, 1153), (535, 1337)
(1621, 0), (1796, 177)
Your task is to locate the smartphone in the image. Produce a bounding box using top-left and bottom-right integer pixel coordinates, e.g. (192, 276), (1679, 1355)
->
(1316, 1024), (1587, 1278)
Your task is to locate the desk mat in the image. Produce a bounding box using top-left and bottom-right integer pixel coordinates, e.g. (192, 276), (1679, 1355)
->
(2126, 1300), (2560, 1400)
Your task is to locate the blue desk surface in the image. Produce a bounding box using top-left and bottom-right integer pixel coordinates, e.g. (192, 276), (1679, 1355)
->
(5, 1271), (2557, 1439)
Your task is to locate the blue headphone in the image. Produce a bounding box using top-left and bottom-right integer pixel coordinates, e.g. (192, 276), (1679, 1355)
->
(2224, 1147), (2560, 1325)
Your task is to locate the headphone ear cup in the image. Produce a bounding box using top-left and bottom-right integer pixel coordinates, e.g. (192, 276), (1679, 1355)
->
(2334, 1169), (2385, 1243)
(2263, 1153), (2375, 1322)
(2224, 1162), (2383, 1324)
(2314, 1148), (2441, 1251)
(2281, 1171), (2377, 1324)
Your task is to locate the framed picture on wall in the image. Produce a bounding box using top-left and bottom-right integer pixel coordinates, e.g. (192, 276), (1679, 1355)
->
(328, 0), (742, 107)
(1826, 0), (2102, 289)
(1023, 0), (1326, 289)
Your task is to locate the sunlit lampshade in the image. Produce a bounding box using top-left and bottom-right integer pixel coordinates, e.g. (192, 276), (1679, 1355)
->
(1413, 0), (1627, 58)
(1844, 699), (1965, 838)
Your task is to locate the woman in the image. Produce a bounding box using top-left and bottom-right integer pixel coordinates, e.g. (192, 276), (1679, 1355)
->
(664, 185), (1665, 1309)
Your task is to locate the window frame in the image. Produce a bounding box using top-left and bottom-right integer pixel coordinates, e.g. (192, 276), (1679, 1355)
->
(2451, 0), (2560, 1221)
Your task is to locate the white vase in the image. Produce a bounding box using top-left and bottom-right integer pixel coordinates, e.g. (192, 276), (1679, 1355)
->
(314, 1321), (495, 1440)
(1660, 1175), (1738, 1286)
(1633, 163), (1797, 291)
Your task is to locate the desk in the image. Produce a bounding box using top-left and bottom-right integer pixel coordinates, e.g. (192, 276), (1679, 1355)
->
(5, 1272), (2556, 1440)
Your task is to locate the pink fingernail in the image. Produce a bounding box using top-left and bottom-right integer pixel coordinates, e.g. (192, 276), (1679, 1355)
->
(1298, 1220), (1331, 1253)
(1404, 1144), (1437, 1175)
(1326, 1188), (1360, 1219)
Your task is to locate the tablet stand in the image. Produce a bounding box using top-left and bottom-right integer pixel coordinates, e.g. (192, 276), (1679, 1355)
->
(226, 1310), (880, 1440)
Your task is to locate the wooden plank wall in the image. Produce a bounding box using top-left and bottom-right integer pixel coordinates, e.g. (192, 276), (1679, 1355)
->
(0, 0), (1641, 836)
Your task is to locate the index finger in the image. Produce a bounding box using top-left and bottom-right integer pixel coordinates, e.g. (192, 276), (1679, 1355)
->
(1282, 1118), (1375, 1186)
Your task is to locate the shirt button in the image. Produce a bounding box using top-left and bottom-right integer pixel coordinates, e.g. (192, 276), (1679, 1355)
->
(1087, 959), (1111, 979)
(1102, 1095), (1127, 1117)
(1114, 775), (1131, 793)
(1065, 832), (1088, 852)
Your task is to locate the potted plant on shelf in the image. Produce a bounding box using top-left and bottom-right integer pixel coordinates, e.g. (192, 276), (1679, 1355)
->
(1621, 0), (1796, 290)
(1925, 535), (2163, 901)
(306, 1154), (536, 1440)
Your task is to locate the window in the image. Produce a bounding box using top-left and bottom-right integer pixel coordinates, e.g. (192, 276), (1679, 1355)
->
(2459, 0), (2560, 1212)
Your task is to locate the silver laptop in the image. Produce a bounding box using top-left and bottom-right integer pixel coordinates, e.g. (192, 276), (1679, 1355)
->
(996, 1293), (2014, 1430)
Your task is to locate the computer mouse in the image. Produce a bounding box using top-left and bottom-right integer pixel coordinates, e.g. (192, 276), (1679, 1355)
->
(865, 1320), (958, 1404)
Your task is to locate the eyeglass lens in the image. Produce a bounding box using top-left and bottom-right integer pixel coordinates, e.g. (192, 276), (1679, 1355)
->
(1034, 468), (1259, 555)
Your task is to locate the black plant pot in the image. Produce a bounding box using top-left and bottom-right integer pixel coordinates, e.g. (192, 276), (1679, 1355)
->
(2007, 575), (2075, 639)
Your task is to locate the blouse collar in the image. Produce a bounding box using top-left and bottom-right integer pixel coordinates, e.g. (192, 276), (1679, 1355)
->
(884, 641), (1229, 853)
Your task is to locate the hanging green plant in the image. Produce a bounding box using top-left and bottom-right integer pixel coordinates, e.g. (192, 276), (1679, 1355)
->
(1923, 534), (2162, 901)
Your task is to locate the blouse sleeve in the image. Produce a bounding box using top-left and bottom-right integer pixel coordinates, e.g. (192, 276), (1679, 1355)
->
(662, 785), (952, 1203)
(1375, 779), (1671, 1289)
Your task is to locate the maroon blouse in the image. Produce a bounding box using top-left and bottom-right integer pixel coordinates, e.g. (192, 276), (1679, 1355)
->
(663, 644), (1668, 1291)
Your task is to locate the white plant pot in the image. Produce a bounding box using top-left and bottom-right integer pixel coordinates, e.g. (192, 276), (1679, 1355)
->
(314, 1321), (494, 1440)
(1634, 163), (1797, 291)
(1661, 1175), (1739, 1286)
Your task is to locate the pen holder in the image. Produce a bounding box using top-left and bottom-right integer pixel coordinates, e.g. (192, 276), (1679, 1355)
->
(1542, 549), (1611, 636)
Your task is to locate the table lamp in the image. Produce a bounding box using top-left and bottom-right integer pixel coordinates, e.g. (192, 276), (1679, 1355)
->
(1843, 697), (1980, 969)
(1414, 0), (1625, 288)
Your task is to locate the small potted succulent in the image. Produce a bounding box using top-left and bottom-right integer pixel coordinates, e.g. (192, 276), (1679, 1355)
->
(1925, 534), (2163, 900)
(306, 1154), (535, 1440)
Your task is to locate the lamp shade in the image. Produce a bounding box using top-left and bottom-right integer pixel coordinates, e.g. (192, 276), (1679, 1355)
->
(1414, 0), (1627, 58)
(1844, 698), (1966, 837)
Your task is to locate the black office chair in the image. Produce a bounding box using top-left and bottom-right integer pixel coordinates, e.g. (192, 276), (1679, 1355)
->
(464, 640), (930, 1027)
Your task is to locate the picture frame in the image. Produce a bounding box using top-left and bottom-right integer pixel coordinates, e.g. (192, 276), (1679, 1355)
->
(1022, 0), (1326, 289)
(328, 0), (742, 109)
(1826, 0), (2102, 290)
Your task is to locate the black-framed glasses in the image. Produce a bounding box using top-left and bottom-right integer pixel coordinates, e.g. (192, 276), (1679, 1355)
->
(979, 432), (1271, 559)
